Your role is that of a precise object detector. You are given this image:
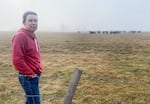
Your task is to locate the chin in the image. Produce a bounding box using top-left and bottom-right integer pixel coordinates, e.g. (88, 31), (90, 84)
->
(30, 28), (37, 32)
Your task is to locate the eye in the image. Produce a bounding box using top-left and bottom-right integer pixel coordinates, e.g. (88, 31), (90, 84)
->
(28, 19), (33, 22)
(28, 19), (37, 23)
(34, 19), (37, 22)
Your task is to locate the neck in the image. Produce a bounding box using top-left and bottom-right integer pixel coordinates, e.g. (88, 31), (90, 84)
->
(24, 27), (35, 33)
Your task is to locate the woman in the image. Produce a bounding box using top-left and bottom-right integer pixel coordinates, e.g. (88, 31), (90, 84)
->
(12, 11), (43, 104)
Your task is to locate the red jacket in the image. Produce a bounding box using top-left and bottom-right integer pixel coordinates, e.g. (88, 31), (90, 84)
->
(12, 28), (43, 75)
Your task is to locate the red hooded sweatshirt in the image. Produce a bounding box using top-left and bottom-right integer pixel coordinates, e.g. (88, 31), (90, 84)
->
(12, 28), (43, 76)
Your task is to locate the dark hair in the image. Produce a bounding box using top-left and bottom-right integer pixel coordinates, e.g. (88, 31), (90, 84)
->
(23, 11), (37, 24)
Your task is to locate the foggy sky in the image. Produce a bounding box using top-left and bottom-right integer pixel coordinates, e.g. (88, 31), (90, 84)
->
(0, 0), (150, 32)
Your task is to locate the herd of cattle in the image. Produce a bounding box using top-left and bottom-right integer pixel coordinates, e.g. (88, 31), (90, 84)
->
(88, 30), (141, 34)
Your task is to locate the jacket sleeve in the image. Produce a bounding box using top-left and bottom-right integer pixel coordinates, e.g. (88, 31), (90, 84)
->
(12, 34), (35, 75)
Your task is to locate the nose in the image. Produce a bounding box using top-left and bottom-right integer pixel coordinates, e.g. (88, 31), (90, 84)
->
(32, 20), (37, 24)
(29, 19), (37, 25)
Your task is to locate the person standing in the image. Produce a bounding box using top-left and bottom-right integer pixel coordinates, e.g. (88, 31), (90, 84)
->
(12, 11), (43, 104)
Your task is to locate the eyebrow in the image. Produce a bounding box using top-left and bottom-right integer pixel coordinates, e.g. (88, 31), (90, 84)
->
(28, 19), (38, 21)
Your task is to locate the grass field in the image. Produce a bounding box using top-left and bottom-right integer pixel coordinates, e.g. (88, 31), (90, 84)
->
(0, 31), (150, 104)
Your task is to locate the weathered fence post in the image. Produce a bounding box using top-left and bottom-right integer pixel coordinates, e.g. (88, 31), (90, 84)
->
(64, 68), (82, 104)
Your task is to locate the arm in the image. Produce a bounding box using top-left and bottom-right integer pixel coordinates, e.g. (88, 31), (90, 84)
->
(12, 33), (35, 76)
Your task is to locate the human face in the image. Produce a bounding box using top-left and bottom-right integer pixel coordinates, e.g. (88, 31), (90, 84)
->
(24, 14), (38, 32)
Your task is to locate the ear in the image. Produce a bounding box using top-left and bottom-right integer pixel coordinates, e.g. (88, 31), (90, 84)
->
(23, 22), (26, 26)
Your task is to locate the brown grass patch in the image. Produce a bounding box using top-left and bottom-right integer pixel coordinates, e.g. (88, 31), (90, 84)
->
(0, 32), (150, 104)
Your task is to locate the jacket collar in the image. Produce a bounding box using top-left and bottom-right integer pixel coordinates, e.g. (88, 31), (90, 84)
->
(19, 28), (36, 40)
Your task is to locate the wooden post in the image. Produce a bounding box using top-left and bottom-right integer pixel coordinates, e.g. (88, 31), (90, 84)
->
(64, 68), (82, 104)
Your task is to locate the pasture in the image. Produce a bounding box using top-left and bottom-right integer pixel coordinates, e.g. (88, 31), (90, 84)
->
(0, 31), (150, 104)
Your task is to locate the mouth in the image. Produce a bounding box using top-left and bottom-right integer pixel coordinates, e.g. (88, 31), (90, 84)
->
(31, 26), (37, 29)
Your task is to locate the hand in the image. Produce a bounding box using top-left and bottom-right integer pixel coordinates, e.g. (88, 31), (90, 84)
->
(27, 74), (37, 78)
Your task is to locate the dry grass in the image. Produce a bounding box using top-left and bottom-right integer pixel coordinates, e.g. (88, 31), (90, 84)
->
(0, 31), (150, 104)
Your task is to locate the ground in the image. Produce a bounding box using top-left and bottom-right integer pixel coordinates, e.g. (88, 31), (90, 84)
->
(0, 32), (150, 104)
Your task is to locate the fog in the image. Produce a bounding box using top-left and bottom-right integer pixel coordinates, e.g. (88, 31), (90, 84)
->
(0, 0), (150, 32)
